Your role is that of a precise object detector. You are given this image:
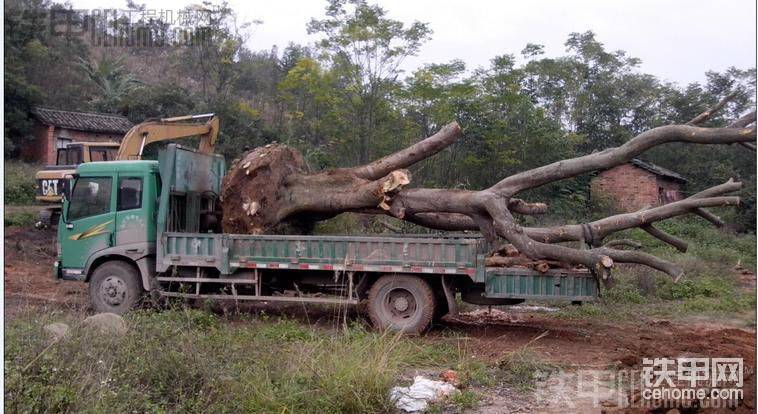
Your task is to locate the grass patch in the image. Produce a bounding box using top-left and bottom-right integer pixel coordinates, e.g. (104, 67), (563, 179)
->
(427, 389), (481, 413)
(5, 307), (463, 413)
(496, 332), (555, 391)
(4, 210), (38, 227)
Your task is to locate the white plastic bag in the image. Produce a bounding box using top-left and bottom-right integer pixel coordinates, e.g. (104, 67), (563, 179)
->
(390, 376), (459, 412)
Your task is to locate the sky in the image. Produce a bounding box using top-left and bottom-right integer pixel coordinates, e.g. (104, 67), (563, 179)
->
(70, 0), (757, 86)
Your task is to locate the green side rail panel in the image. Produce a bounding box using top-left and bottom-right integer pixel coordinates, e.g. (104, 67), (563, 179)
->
(484, 267), (597, 301)
(225, 234), (485, 276)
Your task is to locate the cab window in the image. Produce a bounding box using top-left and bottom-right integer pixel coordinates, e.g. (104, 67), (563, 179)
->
(68, 147), (83, 165)
(117, 177), (142, 211)
(68, 177), (112, 221)
(90, 147), (118, 162)
(56, 149), (68, 165)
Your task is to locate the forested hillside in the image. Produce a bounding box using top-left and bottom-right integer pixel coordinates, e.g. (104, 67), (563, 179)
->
(5, 0), (756, 229)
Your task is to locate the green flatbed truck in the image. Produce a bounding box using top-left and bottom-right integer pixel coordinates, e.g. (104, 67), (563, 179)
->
(55, 144), (597, 333)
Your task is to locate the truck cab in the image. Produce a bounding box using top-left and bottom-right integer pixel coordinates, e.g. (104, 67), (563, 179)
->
(55, 160), (160, 312)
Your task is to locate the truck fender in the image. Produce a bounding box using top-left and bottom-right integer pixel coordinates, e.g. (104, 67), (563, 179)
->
(134, 256), (156, 291)
(84, 242), (156, 291)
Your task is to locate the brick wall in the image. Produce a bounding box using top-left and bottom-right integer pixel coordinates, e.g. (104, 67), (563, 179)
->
(19, 122), (54, 164)
(56, 128), (123, 143)
(591, 164), (666, 212)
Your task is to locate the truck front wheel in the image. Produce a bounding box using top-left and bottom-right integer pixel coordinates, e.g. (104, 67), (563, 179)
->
(89, 261), (142, 314)
(368, 274), (435, 334)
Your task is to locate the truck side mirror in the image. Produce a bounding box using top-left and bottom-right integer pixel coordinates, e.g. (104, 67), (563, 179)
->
(61, 197), (69, 224)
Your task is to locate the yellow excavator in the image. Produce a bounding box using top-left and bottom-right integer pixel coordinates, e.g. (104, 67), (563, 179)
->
(35, 113), (220, 227)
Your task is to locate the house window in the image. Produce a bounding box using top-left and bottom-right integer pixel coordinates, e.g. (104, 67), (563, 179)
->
(56, 138), (72, 149)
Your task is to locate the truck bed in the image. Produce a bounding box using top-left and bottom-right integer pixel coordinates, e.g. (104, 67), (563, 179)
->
(154, 144), (597, 304)
(158, 231), (489, 278)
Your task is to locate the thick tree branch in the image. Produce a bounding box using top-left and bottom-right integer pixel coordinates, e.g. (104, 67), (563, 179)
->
(690, 178), (741, 198)
(351, 122), (462, 180)
(728, 110), (757, 129)
(693, 209), (725, 228)
(594, 248), (684, 282)
(603, 239), (642, 249)
(491, 124), (755, 195)
(523, 195), (739, 244)
(687, 91), (738, 126)
(396, 181), (742, 238)
(642, 224), (688, 252)
(728, 111), (756, 151)
(690, 178), (740, 227)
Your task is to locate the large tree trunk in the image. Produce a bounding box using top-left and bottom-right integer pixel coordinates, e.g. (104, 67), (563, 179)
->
(221, 101), (756, 281)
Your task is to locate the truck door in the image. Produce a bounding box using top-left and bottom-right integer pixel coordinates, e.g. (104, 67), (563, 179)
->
(114, 175), (148, 245)
(59, 175), (116, 270)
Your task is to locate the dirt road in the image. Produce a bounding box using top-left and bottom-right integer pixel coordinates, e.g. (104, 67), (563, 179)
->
(4, 226), (755, 413)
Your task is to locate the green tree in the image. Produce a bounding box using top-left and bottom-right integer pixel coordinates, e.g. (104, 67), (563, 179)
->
(307, 0), (432, 164)
(77, 54), (142, 113)
(4, 0), (92, 157)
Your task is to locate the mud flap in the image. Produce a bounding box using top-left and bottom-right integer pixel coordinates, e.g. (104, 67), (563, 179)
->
(441, 275), (458, 317)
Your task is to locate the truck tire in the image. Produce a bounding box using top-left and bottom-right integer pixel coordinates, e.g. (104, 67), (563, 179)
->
(89, 261), (143, 315)
(368, 274), (435, 334)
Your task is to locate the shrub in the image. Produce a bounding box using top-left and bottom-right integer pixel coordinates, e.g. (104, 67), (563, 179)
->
(603, 282), (646, 304)
(5, 162), (39, 205)
(655, 277), (733, 300)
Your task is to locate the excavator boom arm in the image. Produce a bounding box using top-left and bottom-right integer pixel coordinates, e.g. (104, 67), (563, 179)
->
(116, 115), (219, 160)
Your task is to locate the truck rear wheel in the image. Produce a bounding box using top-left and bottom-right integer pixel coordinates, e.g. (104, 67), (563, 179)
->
(367, 274), (435, 334)
(89, 261), (142, 315)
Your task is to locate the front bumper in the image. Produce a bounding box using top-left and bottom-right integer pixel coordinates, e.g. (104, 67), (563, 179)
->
(54, 261), (86, 281)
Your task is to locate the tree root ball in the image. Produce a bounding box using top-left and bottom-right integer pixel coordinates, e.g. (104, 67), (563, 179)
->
(220, 143), (410, 234)
(221, 144), (309, 234)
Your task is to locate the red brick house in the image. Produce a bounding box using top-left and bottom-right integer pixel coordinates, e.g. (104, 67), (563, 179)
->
(21, 107), (133, 165)
(591, 159), (686, 212)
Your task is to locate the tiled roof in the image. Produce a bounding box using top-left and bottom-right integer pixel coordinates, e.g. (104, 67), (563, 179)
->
(32, 107), (133, 134)
(630, 158), (687, 182)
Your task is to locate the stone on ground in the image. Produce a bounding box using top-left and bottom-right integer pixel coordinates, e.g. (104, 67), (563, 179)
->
(82, 313), (128, 337)
(43, 322), (69, 341)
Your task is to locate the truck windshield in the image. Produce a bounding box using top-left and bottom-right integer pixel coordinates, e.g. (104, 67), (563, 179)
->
(68, 177), (112, 220)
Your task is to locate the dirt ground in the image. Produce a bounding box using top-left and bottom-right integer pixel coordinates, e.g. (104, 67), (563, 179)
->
(4, 226), (756, 413)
